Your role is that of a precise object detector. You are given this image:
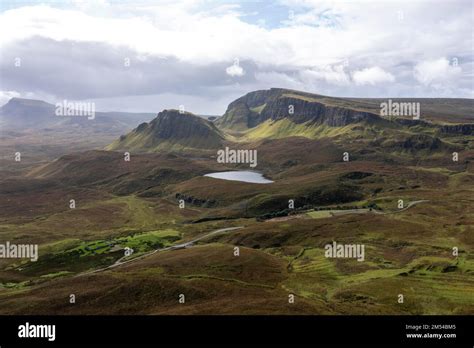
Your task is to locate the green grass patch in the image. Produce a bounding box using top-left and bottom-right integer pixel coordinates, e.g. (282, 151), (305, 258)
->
(243, 119), (356, 141)
(306, 211), (334, 219)
(117, 229), (181, 252)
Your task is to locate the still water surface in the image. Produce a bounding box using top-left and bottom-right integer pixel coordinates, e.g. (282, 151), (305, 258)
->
(204, 171), (273, 184)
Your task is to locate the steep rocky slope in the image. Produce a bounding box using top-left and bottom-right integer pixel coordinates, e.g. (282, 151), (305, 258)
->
(107, 109), (225, 152)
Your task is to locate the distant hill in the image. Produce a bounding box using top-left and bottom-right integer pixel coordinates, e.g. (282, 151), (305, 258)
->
(106, 109), (225, 152)
(0, 98), (154, 134)
(0, 98), (56, 128)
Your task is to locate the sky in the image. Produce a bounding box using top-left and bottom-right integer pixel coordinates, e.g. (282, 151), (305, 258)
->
(0, 0), (472, 114)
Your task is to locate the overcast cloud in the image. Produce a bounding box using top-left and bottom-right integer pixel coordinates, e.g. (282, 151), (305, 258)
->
(0, 0), (472, 114)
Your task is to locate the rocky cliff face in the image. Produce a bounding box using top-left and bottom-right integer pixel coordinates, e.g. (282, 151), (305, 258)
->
(260, 96), (381, 126)
(216, 89), (473, 136)
(216, 88), (382, 130)
(215, 89), (283, 129)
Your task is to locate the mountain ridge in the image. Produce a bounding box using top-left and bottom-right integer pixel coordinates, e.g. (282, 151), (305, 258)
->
(106, 109), (225, 152)
(215, 88), (474, 131)
(104, 88), (473, 154)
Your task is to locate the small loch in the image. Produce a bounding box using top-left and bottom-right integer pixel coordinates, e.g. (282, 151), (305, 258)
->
(204, 171), (273, 184)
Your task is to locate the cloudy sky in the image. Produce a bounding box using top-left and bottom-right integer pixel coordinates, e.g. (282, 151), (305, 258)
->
(0, 0), (472, 114)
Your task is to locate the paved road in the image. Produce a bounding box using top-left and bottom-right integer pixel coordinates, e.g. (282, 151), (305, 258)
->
(77, 226), (243, 277)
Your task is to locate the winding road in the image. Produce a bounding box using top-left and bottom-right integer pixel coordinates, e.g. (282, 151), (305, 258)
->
(76, 226), (243, 277)
(76, 200), (429, 277)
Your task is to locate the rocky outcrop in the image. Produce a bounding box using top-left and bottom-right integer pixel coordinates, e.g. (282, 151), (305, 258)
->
(380, 134), (447, 152)
(439, 124), (474, 135)
(108, 109), (224, 151)
(394, 118), (474, 136)
(146, 110), (222, 141)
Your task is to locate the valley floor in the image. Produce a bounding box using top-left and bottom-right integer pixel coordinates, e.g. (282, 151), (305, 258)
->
(0, 146), (473, 315)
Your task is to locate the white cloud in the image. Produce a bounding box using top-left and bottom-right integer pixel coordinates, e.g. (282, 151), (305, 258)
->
(0, 90), (20, 106)
(413, 57), (462, 86)
(226, 61), (245, 77)
(301, 65), (350, 86)
(352, 66), (395, 86)
(1, 1), (470, 69)
(0, 0), (471, 111)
